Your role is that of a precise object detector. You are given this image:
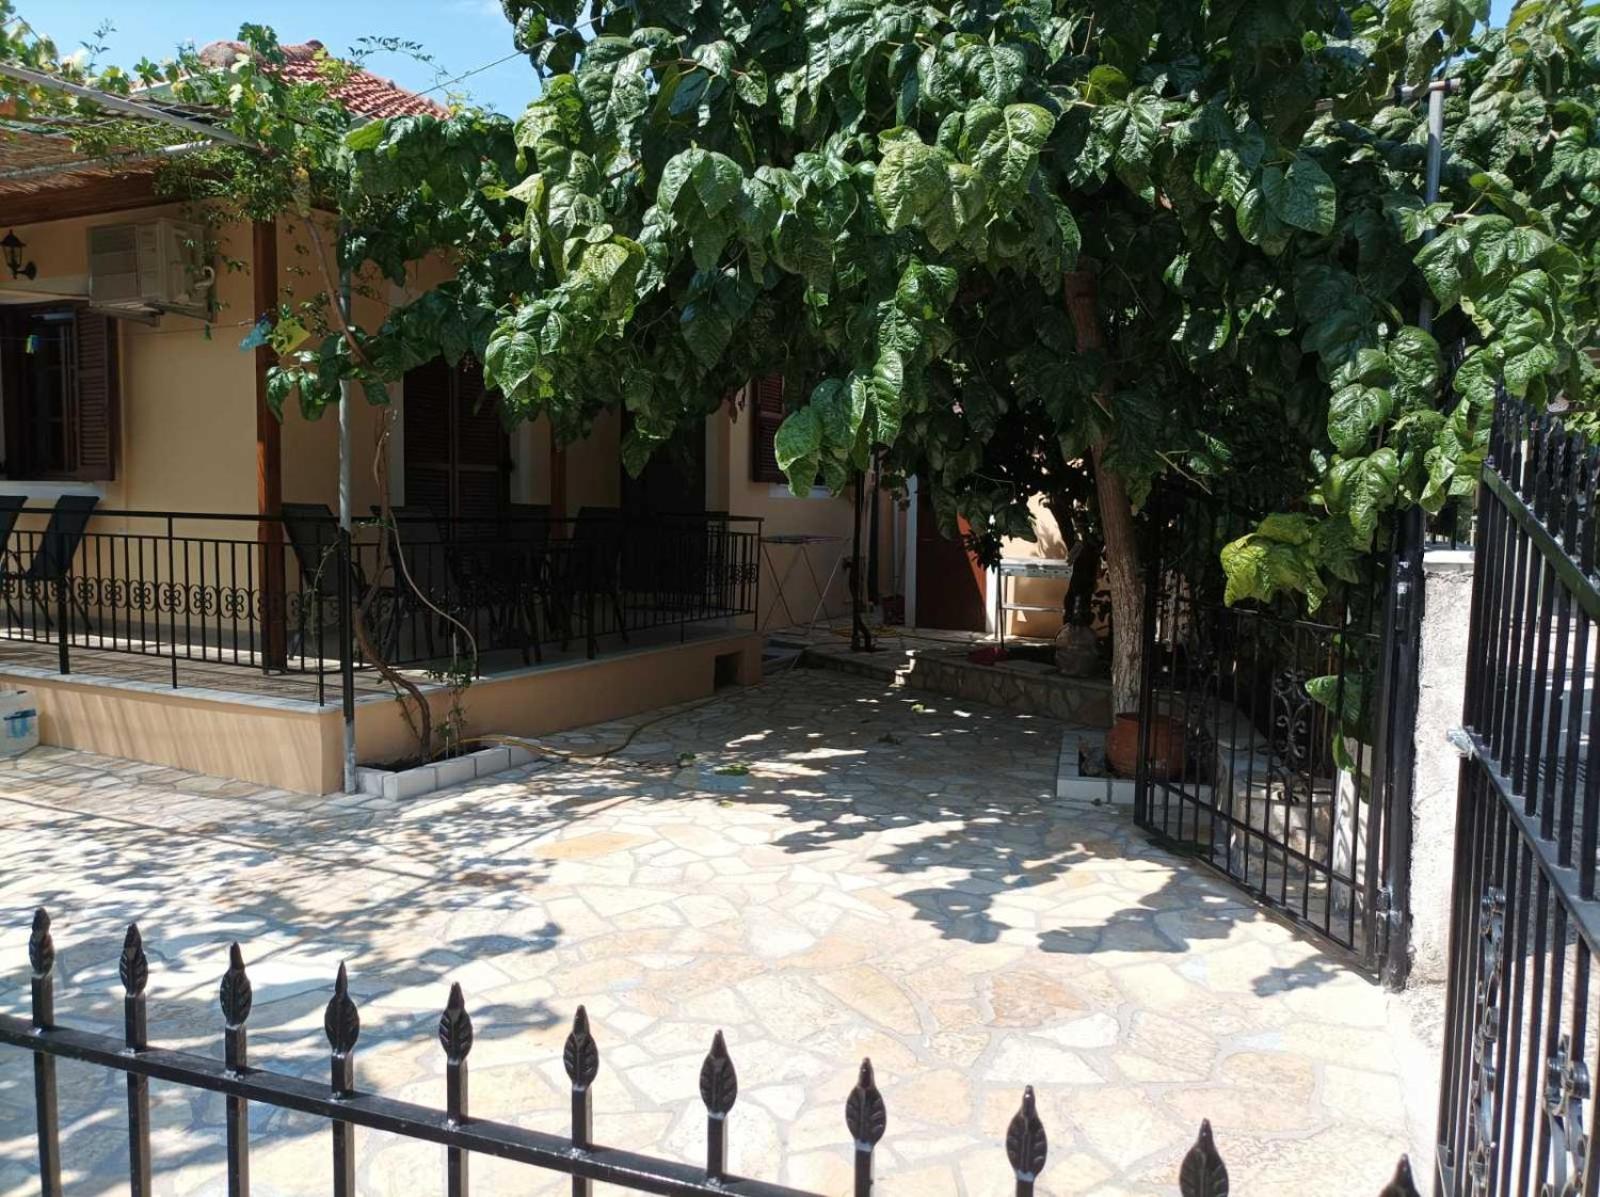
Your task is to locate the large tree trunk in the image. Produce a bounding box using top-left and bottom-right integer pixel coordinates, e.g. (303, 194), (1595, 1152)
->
(1064, 271), (1143, 718)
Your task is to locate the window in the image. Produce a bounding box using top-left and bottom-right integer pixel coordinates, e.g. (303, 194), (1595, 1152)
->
(0, 304), (119, 481)
(750, 374), (786, 484)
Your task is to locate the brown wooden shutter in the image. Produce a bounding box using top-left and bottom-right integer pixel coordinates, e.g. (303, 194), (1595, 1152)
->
(403, 357), (454, 516)
(750, 374), (786, 484)
(453, 360), (509, 521)
(73, 309), (119, 480)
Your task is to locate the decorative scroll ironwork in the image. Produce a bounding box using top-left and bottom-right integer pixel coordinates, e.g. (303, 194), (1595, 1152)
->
(0, 910), (1427, 1196)
(0, 509), (763, 698)
(1466, 886), (1505, 1193)
(1543, 1034), (1590, 1197)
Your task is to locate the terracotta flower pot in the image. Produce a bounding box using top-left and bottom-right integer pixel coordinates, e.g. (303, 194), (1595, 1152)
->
(1105, 712), (1186, 781)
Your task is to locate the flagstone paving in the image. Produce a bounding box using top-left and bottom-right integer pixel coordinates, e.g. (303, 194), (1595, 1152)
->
(0, 670), (1435, 1196)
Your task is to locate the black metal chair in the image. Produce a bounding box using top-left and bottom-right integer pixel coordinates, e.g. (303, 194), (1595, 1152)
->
(280, 503), (391, 664)
(0, 495), (99, 633)
(502, 504), (553, 663)
(0, 495), (27, 580)
(569, 507), (628, 651)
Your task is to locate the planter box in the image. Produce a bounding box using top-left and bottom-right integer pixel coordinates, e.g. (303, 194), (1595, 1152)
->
(0, 690), (39, 757)
(355, 743), (536, 801)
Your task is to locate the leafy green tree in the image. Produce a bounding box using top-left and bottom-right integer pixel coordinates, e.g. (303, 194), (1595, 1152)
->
(477, 0), (1598, 714)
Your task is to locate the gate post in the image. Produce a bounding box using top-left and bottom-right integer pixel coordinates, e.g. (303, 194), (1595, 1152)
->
(1406, 550), (1475, 984)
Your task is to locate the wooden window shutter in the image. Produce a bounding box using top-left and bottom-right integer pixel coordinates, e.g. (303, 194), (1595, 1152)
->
(750, 374), (787, 484)
(73, 309), (119, 480)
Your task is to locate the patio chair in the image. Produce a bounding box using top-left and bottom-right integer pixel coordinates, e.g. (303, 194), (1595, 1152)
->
(281, 503), (392, 664)
(0, 494), (26, 576)
(0, 495), (99, 632)
(502, 504), (554, 664)
(567, 507), (628, 650)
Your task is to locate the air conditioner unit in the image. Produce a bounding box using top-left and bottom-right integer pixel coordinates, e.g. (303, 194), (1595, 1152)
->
(87, 219), (215, 319)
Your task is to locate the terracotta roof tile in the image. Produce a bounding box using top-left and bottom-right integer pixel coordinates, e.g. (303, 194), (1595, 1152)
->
(197, 39), (449, 119)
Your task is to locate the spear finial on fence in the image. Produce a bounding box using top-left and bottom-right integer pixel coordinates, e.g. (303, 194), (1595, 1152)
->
(119, 925), (148, 997)
(438, 982), (474, 1064)
(220, 944), (253, 1030)
(700, 1029), (738, 1181)
(439, 982), (473, 1196)
(845, 1057), (887, 1197)
(121, 924), (152, 1195)
(326, 962), (360, 1195)
(24, 907), (61, 1191)
(325, 963), (360, 1065)
(565, 1005), (599, 1196)
(1378, 1155), (1421, 1197)
(28, 908), (54, 980)
(219, 943), (253, 1190)
(1006, 1086), (1047, 1196)
(1178, 1119), (1228, 1196)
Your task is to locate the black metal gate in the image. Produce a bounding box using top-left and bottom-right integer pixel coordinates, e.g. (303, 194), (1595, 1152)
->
(1434, 397), (1600, 1195)
(1133, 494), (1411, 978)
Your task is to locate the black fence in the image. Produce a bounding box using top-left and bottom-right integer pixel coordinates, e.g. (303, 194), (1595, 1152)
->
(0, 505), (761, 703)
(1134, 495), (1406, 977)
(1435, 397), (1600, 1194)
(0, 909), (1423, 1196)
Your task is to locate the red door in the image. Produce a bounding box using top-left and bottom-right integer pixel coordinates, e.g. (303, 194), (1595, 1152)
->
(914, 490), (987, 631)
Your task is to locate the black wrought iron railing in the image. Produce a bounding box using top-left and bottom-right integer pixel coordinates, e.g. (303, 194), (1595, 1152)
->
(0, 506), (761, 702)
(0, 909), (1423, 1197)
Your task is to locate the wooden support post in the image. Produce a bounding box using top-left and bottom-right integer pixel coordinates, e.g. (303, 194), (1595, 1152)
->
(253, 218), (287, 671)
(550, 436), (568, 526)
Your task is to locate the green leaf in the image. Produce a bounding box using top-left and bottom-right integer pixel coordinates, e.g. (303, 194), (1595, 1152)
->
(1324, 385), (1388, 454)
(968, 102), (1054, 198)
(693, 151), (745, 217)
(658, 148), (703, 215)
(344, 121), (385, 152)
(775, 405), (823, 473)
(1337, 448), (1400, 545)
(680, 297), (735, 367)
(962, 42), (1026, 104)
(1414, 227), (1471, 309)
(1387, 327), (1442, 405)
(873, 138), (948, 230)
(1261, 157), (1337, 236)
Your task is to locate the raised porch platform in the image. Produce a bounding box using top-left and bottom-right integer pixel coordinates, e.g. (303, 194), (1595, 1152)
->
(0, 623), (761, 794)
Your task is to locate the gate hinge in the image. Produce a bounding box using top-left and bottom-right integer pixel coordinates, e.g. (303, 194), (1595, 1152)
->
(1446, 726), (1475, 758)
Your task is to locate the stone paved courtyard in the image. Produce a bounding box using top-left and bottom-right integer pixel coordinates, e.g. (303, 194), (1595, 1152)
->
(0, 670), (1435, 1195)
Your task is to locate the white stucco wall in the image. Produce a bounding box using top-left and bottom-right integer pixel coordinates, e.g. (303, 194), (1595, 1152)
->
(1409, 550), (1474, 982)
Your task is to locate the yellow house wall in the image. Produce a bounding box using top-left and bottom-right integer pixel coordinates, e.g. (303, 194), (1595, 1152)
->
(0, 206), (258, 524)
(711, 390), (893, 629)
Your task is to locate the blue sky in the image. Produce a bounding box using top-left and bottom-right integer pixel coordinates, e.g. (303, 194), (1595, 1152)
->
(22, 0), (1521, 118)
(18, 1), (540, 115)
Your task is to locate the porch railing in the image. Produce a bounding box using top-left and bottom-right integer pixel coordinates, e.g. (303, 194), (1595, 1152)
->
(0, 507), (762, 703)
(2, 908), (1424, 1197)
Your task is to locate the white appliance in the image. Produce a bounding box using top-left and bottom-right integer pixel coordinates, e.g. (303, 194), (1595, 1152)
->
(87, 218), (214, 319)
